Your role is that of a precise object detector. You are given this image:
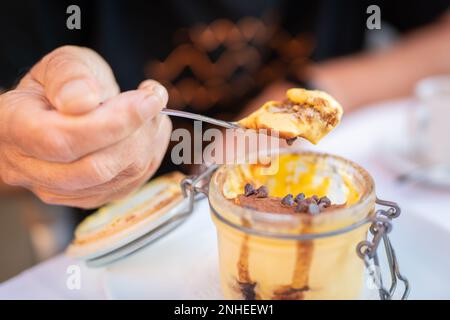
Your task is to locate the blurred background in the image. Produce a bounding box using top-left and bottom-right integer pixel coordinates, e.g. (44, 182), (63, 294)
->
(1, 0), (450, 284)
(0, 184), (75, 281)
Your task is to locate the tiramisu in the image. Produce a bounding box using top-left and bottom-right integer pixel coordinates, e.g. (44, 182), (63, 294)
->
(238, 88), (343, 144)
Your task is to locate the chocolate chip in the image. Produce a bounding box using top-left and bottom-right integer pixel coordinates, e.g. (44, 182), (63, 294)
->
(281, 194), (295, 206)
(286, 137), (297, 146)
(295, 201), (309, 213)
(256, 185), (268, 198)
(295, 193), (305, 203)
(319, 196), (331, 208)
(308, 203), (321, 215)
(244, 183), (256, 196)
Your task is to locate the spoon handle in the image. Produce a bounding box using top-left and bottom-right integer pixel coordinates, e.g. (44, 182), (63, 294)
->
(161, 108), (240, 129)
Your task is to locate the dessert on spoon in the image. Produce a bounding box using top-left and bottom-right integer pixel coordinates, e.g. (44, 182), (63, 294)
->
(237, 88), (343, 145)
(162, 88), (343, 145)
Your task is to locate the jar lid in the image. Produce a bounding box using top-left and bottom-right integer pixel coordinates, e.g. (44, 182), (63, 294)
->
(66, 171), (197, 268)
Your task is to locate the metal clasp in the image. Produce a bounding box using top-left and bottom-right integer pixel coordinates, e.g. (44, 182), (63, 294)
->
(180, 164), (219, 213)
(356, 198), (410, 300)
(184, 167), (410, 300)
(83, 165), (219, 268)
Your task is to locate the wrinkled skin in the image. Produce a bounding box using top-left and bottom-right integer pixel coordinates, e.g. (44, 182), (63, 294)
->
(0, 46), (171, 208)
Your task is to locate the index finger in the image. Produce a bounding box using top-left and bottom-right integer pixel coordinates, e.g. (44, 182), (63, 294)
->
(5, 85), (168, 163)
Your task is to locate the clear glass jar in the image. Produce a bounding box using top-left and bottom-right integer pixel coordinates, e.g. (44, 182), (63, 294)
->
(208, 151), (376, 300)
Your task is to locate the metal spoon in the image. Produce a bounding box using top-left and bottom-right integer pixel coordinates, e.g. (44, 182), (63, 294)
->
(161, 108), (241, 129)
(161, 108), (298, 144)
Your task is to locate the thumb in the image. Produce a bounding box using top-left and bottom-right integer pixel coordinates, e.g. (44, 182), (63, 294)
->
(30, 45), (119, 115)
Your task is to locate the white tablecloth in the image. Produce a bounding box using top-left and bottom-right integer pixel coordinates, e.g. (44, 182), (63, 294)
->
(2, 98), (450, 299)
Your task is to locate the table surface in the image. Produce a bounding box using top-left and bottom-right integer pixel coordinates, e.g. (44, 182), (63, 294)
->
(2, 98), (450, 299)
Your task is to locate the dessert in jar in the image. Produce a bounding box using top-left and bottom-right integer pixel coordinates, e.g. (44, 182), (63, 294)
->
(209, 151), (376, 300)
(67, 87), (408, 299)
(211, 88), (371, 299)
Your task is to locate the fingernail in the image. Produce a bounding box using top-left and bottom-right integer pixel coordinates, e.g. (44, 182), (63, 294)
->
(138, 95), (160, 120)
(56, 80), (98, 110)
(152, 84), (168, 106)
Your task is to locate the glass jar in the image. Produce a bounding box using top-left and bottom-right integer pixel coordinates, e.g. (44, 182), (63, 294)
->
(207, 151), (396, 300)
(71, 150), (408, 299)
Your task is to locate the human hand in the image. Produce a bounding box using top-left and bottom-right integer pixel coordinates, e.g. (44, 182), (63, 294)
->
(0, 46), (171, 208)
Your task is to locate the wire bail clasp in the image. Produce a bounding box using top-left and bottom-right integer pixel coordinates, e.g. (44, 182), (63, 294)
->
(180, 164), (219, 213)
(356, 198), (410, 300)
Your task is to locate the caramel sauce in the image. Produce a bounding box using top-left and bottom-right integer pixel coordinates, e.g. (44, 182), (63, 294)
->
(273, 222), (313, 300)
(236, 218), (260, 300)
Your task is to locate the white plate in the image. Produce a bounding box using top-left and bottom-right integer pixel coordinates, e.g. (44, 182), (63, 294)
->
(361, 210), (450, 299)
(380, 141), (450, 189)
(102, 199), (223, 299)
(103, 199), (450, 299)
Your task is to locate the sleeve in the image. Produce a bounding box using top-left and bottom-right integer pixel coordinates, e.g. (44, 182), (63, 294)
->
(380, 0), (450, 32)
(0, 0), (92, 90)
